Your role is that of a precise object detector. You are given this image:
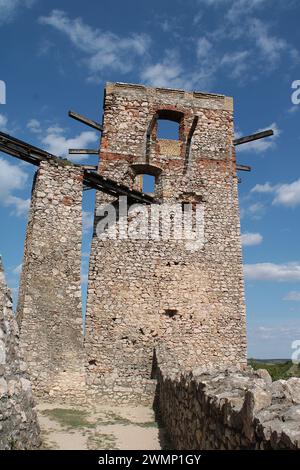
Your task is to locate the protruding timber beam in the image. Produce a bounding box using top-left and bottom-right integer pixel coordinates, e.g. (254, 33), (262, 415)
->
(0, 131), (155, 205)
(69, 149), (99, 155)
(234, 129), (274, 147)
(236, 164), (251, 172)
(68, 110), (103, 132)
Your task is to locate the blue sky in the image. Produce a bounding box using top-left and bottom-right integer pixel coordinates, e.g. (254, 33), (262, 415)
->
(1, 0), (300, 359)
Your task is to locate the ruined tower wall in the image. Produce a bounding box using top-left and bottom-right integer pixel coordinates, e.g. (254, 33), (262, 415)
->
(0, 258), (40, 449)
(17, 160), (86, 401)
(85, 83), (247, 403)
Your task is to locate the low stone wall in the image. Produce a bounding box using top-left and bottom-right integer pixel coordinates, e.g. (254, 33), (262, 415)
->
(0, 257), (40, 450)
(156, 358), (300, 449)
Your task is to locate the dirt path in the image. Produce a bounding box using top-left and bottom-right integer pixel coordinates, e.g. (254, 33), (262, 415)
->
(37, 402), (168, 450)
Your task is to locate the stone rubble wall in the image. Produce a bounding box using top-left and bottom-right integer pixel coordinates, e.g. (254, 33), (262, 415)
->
(0, 257), (40, 449)
(85, 82), (247, 402)
(156, 351), (300, 450)
(17, 160), (86, 402)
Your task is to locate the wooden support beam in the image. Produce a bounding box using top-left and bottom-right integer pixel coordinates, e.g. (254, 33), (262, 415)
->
(81, 165), (98, 171)
(68, 110), (103, 132)
(234, 129), (274, 147)
(0, 131), (156, 205)
(236, 164), (251, 172)
(69, 149), (99, 155)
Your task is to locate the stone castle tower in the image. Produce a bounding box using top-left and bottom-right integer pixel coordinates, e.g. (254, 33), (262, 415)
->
(15, 82), (246, 403)
(84, 83), (247, 402)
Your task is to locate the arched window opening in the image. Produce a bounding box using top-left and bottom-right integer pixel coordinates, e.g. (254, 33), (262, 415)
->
(142, 174), (155, 193)
(134, 174), (155, 194)
(131, 164), (162, 195)
(155, 109), (184, 141)
(157, 119), (180, 140)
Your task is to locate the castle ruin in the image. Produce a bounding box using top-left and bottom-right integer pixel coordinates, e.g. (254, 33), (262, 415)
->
(1, 82), (300, 450)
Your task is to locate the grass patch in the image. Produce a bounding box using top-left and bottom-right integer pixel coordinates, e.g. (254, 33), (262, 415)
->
(88, 432), (117, 450)
(99, 411), (157, 428)
(41, 408), (95, 430)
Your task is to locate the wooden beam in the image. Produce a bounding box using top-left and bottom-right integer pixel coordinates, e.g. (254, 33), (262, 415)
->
(0, 131), (156, 205)
(69, 149), (99, 155)
(236, 164), (251, 172)
(234, 129), (274, 147)
(68, 110), (103, 132)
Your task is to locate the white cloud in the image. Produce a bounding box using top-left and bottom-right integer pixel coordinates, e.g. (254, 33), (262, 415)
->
(140, 49), (215, 90)
(0, 0), (37, 25)
(0, 113), (8, 128)
(241, 232), (263, 246)
(249, 18), (299, 66)
(284, 291), (300, 302)
(288, 105), (299, 114)
(38, 10), (150, 79)
(251, 182), (276, 193)
(81, 272), (88, 285)
(196, 37), (212, 59)
(12, 263), (22, 275)
(236, 123), (280, 154)
(140, 51), (188, 89)
(244, 262), (300, 282)
(220, 50), (249, 78)
(82, 211), (94, 233)
(27, 118), (41, 134)
(250, 178), (300, 208)
(273, 179), (300, 208)
(248, 202), (265, 219)
(0, 158), (30, 216)
(41, 127), (98, 160)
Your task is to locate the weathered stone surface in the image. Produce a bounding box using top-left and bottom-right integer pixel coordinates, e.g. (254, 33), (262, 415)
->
(0, 257), (40, 449)
(85, 82), (247, 403)
(156, 349), (300, 450)
(17, 161), (86, 402)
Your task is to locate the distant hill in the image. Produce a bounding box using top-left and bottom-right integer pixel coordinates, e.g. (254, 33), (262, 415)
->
(248, 359), (300, 381)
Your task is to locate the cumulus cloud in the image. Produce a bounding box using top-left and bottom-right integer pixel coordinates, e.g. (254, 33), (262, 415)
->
(273, 179), (300, 208)
(0, 158), (30, 216)
(250, 178), (300, 208)
(251, 182), (276, 193)
(0, 0), (37, 25)
(27, 118), (41, 134)
(244, 262), (300, 282)
(241, 232), (263, 246)
(41, 127), (98, 160)
(140, 51), (188, 89)
(38, 10), (150, 80)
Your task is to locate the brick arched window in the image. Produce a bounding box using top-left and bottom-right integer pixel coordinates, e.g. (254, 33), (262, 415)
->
(131, 163), (162, 195)
(155, 109), (184, 141)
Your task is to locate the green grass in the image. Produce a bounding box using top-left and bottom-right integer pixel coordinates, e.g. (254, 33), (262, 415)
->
(99, 411), (157, 428)
(87, 432), (117, 450)
(248, 359), (300, 381)
(41, 408), (95, 430)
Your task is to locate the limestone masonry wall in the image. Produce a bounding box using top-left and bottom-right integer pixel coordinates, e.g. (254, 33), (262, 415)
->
(0, 257), (40, 449)
(85, 82), (247, 402)
(17, 160), (86, 402)
(156, 353), (300, 450)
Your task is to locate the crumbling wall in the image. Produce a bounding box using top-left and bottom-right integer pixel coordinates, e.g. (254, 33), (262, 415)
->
(0, 257), (40, 449)
(17, 160), (86, 402)
(85, 82), (247, 403)
(156, 352), (300, 450)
